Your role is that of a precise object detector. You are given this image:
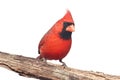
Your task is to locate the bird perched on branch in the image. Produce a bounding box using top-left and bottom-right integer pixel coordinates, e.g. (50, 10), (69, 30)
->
(37, 10), (75, 66)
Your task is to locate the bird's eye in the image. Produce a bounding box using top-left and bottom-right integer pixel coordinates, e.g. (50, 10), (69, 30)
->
(63, 22), (74, 28)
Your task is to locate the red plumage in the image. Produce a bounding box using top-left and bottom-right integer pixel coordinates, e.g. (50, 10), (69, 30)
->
(37, 10), (75, 66)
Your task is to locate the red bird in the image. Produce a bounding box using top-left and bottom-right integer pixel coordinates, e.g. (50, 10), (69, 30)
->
(37, 10), (75, 66)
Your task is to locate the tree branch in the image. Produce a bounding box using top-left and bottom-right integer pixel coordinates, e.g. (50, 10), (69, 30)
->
(0, 51), (120, 80)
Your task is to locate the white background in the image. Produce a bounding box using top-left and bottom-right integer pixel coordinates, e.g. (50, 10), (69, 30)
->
(0, 0), (120, 80)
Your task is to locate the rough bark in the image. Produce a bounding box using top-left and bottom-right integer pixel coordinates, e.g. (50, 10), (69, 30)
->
(0, 51), (120, 80)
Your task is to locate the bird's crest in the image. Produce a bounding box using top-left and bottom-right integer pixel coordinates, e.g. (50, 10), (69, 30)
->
(62, 10), (74, 23)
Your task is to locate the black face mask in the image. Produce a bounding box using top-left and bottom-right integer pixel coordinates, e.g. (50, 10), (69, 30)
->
(59, 22), (74, 40)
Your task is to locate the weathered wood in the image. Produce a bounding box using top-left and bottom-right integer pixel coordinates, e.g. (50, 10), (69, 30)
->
(0, 51), (120, 80)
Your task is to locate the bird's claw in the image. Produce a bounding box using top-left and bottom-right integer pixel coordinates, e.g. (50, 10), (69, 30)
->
(59, 59), (67, 68)
(62, 63), (67, 68)
(40, 57), (47, 63)
(36, 56), (47, 63)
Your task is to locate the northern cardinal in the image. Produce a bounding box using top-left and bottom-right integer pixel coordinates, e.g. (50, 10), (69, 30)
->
(37, 10), (75, 66)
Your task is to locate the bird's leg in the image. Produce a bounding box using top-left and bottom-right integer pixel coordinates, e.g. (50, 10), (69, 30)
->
(59, 59), (67, 67)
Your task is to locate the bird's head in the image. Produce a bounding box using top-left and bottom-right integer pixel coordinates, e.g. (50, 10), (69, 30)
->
(50, 10), (75, 40)
(59, 10), (75, 39)
(62, 10), (75, 32)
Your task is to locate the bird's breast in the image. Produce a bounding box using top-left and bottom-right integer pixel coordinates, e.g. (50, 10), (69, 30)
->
(40, 35), (72, 60)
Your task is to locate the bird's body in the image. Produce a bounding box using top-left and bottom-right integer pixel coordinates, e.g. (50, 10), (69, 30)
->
(39, 29), (72, 60)
(37, 10), (75, 65)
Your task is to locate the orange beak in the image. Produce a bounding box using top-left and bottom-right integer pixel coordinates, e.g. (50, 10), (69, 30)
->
(66, 24), (75, 32)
